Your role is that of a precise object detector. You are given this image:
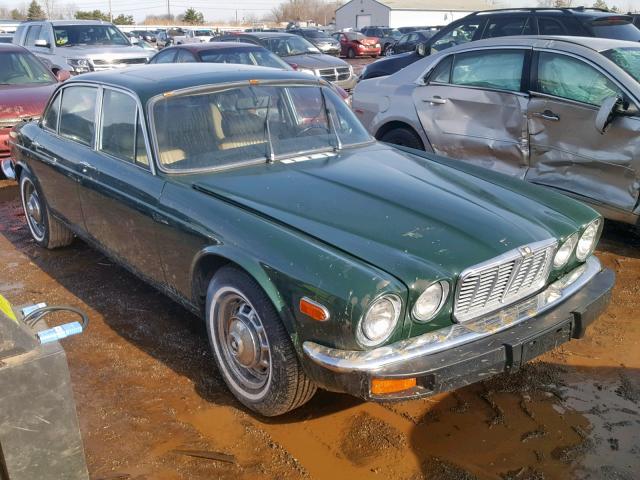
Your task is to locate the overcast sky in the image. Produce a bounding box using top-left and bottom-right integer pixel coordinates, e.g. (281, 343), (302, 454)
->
(2, 0), (640, 23)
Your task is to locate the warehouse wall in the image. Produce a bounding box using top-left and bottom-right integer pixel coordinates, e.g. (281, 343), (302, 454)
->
(335, 0), (390, 29)
(388, 9), (471, 28)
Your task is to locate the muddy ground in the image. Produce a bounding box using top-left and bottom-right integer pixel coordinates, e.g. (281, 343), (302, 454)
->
(1, 172), (639, 480)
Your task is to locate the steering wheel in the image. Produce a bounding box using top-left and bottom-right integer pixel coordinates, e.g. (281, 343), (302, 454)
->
(298, 124), (330, 136)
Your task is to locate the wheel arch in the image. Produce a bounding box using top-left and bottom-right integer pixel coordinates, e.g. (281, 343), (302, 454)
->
(190, 246), (292, 330)
(375, 120), (425, 149)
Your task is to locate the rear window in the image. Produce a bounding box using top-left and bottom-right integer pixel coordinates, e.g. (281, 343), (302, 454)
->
(589, 18), (640, 41)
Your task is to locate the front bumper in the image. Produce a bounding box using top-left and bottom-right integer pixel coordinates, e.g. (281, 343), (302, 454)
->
(332, 74), (358, 91)
(302, 256), (614, 400)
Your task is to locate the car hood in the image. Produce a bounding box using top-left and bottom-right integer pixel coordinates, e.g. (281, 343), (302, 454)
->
(0, 83), (56, 120)
(284, 53), (348, 68)
(187, 144), (593, 287)
(57, 45), (150, 58)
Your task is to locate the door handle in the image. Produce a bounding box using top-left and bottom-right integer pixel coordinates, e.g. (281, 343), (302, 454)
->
(423, 96), (447, 105)
(533, 110), (560, 121)
(79, 162), (94, 174)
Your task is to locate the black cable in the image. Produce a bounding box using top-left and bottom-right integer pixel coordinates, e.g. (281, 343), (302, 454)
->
(23, 306), (89, 330)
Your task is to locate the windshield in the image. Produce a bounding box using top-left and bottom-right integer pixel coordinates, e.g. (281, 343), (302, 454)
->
(265, 36), (320, 56)
(195, 30), (213, 36)
(383, 28), (402, 39)
(346, 32), (367, 41)
(153, 84), (371, 172)
(602, 47), (640, 82)
(304, 30), (329, 39)
(53, 25), (130, 47)
(591, 21), (640, 41)
(199, 48), (291, 69)
(0, 51), (55, 85)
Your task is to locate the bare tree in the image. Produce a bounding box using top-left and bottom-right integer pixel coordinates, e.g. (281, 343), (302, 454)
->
(271, 0), (343, 26)
(537, 0), (573, 6)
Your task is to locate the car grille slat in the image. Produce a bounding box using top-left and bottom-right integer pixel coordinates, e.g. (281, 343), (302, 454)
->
(454, 240), (557, 322)
(318, 67), (350, 82)
(92, 58), (148, 70)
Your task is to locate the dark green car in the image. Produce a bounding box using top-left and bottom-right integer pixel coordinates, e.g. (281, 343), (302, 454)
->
(8, 64), (614, 416)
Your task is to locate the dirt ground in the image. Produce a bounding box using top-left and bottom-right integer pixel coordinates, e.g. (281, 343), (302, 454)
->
(1, 164), (640, 480)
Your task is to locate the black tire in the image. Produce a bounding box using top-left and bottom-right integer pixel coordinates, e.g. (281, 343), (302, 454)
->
(19, 170), (74, 249)
(380, 127), (424, 150)
(347, 47), (356, 59)
(206, 266), (316, 416)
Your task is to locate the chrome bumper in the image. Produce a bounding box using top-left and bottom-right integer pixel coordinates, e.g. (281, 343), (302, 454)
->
(304, 256), (604, 374)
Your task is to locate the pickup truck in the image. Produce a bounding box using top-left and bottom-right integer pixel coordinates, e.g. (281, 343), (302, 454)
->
(173, 28), (216, 44)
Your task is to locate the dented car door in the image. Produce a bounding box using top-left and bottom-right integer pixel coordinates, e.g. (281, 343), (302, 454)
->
(413, 48), (530, 178)
(526, 50), (640, 219)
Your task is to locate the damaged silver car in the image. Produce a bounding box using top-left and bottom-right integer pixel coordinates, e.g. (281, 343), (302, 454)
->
(353, 36), (640, 224)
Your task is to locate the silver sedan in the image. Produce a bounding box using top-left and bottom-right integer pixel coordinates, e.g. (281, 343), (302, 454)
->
(353, 36), (640, 224)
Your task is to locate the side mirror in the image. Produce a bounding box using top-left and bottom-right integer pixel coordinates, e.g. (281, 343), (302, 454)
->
(34, 39), (50, 48)
(595, 96), (623, 134)
(51, 67), (71, 82)
(416, 42), (428, 57)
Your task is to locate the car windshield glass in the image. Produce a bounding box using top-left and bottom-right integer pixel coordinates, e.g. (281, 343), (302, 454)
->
(602, 47), (640, 82)
(194, 30), (213, 36)
(53, 25), (130, 46)
(346, 32), (367, 40)
(0, 51), (55, 85)
(199, 48), (290, 69)
(383, 28), (402, 38)
(305, 30), (328, 39)
(268, 36), (320, 55)
(591, 21), (640, 41)
(153, 84), (371, 172)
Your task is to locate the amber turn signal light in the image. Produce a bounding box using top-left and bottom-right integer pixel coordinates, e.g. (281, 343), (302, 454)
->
(299, 297), (329, 321)
(370, 377), (417, 395)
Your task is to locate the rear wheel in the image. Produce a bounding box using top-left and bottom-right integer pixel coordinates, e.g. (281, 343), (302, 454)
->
(380, 127), (424, 150)
(19, 171), (74, 249)
(385, 46), (394, 56)
(347, 47), (356, 59)
(206, 266), (316, 416)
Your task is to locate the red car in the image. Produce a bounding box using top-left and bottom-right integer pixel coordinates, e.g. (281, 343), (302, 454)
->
(0, 44), (69, 178)
(332, 31), (381, 59)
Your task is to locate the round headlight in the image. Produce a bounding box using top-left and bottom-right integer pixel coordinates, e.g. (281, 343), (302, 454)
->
(576, 219), (601, 261)
(412, 281), (449, 322)
(553, 233), (578, 269)
(358, 294), (401, 347)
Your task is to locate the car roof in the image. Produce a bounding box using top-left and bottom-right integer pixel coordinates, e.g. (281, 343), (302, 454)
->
(231, 32), (297, 39)
(69, 63), (320, 103)
(169, 41), (264, 52)
(21, 19), (114, 25)
(0, 42), (28, 53)
(470, 7), (630, 19)
(448, 35), (639, 53)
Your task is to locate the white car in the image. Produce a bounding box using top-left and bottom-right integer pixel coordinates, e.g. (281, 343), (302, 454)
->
(173, 28), (216, 44)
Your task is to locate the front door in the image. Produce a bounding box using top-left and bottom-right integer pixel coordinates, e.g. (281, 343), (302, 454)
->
(77, 87), (166, 284)
(413, 48), (530, 177)
(526, 51), (640, 215)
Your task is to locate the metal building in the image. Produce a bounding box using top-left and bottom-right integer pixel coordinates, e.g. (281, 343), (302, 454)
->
(335, 0), (489, 30)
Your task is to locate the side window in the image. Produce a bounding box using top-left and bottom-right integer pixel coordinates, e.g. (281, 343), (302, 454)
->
(100, 89), (148, 167)
(536, 52), (621, 106)
(398, 34), (409, 45)
(42, 91), (61, 132)
(483, 16), (533, 38)
(59, 86), (97, 147)
(25, 25), (42, 46)
(431, 20), (483, 53)
(176, 49), (197, 63)
(151, 49), (176, 63)
(451, 50), (525, 92)
(428, 56), (453, 84)
(538, 18), (566, 36)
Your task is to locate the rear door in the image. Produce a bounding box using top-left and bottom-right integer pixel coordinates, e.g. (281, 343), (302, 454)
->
(413, 48), (531, 177)
(526, 50), (640, 216)
(77, 87), (166, 283)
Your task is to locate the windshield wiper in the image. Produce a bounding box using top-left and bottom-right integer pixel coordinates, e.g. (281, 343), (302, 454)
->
(320, 88), (342, 151)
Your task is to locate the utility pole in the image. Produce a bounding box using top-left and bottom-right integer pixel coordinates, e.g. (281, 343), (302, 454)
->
(235, 9), (238, 24)
(108, 0), (112, 22)
(167, 0), (171, 20)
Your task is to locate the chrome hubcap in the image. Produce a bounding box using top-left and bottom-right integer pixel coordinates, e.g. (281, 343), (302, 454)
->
(216, 292), (271, 391)
(22, 179), (45, 240)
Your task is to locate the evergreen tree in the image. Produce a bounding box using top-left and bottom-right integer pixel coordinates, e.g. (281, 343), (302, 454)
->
(26, 0), (45, 20)
(182, 8), (204, 25)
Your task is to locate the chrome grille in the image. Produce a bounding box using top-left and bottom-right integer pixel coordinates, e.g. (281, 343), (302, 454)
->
(317, 67), (351, 82)
(454, 239), (557, 322)
(92, 58), (148, 70)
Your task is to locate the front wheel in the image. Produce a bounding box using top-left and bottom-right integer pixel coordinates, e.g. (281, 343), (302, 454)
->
(20, 171), (74, 249)
(206, 266), (316, 416)
(385, 47), (394, 56)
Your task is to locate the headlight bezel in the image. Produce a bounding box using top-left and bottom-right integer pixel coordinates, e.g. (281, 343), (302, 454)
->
(357, 293), (402, 347)
(67, 58), (93, 73)
(553, 233), (578, 269)
(298, 67), (317, 77)
(576, 219), (602, 261)
(412, 281), (449, 323)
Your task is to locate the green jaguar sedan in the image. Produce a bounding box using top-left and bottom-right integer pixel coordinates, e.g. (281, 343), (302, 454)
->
(7, 64), (614, 416)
